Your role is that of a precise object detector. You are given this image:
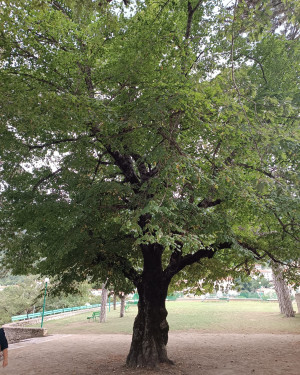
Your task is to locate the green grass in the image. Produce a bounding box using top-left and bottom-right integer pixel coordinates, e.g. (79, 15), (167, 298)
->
(30, 300), (300, 335)
(167, 300), (300, 334)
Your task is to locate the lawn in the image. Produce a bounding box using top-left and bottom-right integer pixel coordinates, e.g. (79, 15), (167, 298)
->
(31, 300), (300, 335)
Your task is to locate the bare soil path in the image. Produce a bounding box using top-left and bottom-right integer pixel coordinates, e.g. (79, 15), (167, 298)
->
(2, 332), (300, 375)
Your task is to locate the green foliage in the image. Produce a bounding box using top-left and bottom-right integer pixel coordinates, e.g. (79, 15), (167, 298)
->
(234, 276), (271, 293)
(0, 274), (28, 286)
(45, 281), (101, 310)
(0, 275), (42, 325)
(0, 0), (299, 295)
(0, 275), (101, 325)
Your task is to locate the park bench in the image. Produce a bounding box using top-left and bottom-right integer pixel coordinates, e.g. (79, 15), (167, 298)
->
(166, 295), (177, 301)
(124, 299), (139, 311)
(202, 297), (229, 302)
(87, 311), (100, 321)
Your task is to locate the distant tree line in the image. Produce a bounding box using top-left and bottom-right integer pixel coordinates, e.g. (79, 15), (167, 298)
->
(0, 275), (101, 325)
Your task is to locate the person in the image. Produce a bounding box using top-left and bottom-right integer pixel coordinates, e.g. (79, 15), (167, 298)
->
(0, 328), (8, 367)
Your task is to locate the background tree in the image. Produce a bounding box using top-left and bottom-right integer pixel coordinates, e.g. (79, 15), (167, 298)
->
(234, 275), (271, 294)
(0, 0), (299, 368)
(0, 275), (42, 325)
(272, 263), (295, 317)
(0, 276), (101, 325)
(100, 281), (108, 323)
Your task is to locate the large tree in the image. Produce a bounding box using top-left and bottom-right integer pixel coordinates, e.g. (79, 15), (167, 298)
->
(0, 0), (299, 368)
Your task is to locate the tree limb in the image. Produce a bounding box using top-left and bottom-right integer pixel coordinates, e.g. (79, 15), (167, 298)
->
(51, 1), (72, 18)
(28, 137), (84, 150)
(164, 242), (231, 281)
(272, 211), (299, 242)
(8, 71), (64, 91)
(236, 163), (274, 179)
(185, 1), (203, 40)
(238, 241), (293, 266)
(91, 152), (110, 183)
(106, 147), (140, 189)
(198, 198), (222, 208)
(32, 168), (62, 191)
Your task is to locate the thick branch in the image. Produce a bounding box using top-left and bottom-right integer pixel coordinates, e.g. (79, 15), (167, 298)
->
(106, 147), (140, 188)
(185, 1), (203, 40)
(164, 242), (231, 281)
(198, 198), (222, 208)
(131, 154), (158, 183)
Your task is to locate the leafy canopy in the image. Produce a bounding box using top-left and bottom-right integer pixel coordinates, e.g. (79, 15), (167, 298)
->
(0, 0), (299, 292)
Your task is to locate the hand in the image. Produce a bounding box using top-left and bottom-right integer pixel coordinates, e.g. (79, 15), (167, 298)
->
(2, 349), (8, 367)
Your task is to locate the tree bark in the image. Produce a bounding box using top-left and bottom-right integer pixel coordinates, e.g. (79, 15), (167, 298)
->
(100, 283), (108, 323)
(113, 293), (117, 310)
(126, 243), (172, 368)
(272, 263), (295, 318)
(120, 293), (125, 318)
(295, 293), (300, 314)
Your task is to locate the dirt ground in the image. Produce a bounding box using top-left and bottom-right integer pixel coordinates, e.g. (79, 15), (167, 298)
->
(2, 332), (300, 375)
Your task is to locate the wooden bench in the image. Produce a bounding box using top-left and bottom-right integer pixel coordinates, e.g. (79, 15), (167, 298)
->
(87, 311), (100, 321)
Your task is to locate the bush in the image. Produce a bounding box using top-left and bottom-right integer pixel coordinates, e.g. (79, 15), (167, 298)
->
(239, 291), (260, 299)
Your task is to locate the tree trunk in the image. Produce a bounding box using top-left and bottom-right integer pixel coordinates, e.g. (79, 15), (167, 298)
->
(120, 293), (125, 318)
(113, 293), (117, 310)
(100, 283), (108, 323)
(295, 293), (300, 314)
(272, 263), (295, 318)
(126, 244), (172, 368)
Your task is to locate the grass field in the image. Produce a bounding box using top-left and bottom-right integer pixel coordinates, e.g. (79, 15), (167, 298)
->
(30, 300), (300, 335)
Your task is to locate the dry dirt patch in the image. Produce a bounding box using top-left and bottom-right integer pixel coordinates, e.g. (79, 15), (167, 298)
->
(3, 332), (300, 375)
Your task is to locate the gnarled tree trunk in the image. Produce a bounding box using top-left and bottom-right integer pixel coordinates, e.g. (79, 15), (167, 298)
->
(272, 263), (295, 318)
(126, 243), (172, 368)
(124, 228), (220, 368)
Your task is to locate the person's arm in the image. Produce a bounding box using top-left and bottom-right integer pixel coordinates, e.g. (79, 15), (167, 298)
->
(2, 348), (8, 367)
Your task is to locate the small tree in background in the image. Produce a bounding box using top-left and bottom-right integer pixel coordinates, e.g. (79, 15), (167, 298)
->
(272, 263), (295, 317)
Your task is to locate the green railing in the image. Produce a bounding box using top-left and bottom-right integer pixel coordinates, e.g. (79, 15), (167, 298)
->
(11, 304), (101, 322)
